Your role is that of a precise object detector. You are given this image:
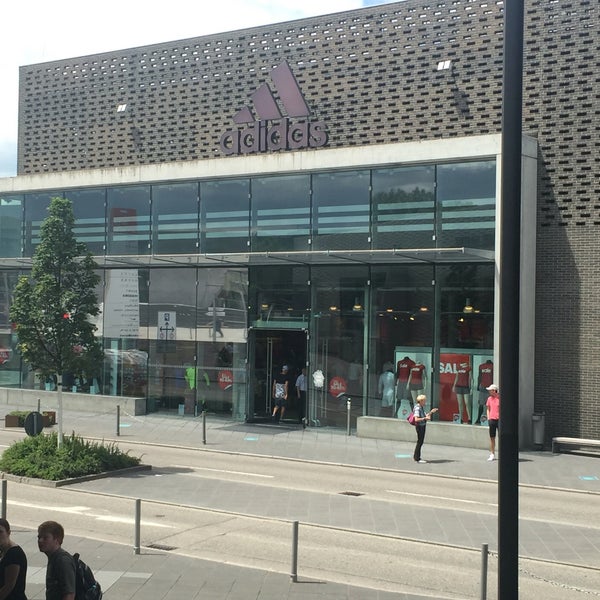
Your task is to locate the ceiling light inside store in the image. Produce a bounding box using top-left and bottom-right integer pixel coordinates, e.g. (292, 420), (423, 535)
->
(353, 298), (363, 311)
(463, 298), (474, 313)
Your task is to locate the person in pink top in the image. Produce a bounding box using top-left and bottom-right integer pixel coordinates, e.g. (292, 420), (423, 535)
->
(485, 384), (500, 461)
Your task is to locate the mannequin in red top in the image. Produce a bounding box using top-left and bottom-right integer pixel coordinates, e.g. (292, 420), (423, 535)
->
(452, 362), (472, 423)
(406, 362), (427, 407)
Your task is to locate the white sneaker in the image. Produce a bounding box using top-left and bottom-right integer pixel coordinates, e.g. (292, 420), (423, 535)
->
(487, 453), (495, 461)
(417, 459), (428, 464)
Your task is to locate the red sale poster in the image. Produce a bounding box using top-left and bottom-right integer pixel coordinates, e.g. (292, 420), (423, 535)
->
(439, 353), (471, 422)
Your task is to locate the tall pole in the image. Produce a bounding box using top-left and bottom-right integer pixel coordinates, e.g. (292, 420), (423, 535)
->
(499, 1), (524, 598)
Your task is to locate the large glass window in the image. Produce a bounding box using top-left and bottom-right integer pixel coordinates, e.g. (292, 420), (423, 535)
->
(250, 175), (310, 252)
(0, 272), (20, 387)
(372, 166), (435, 249)
(106, 186), (151, 254)
(23, 192), (60, 256)
(437, 263), (495, 424)
(369, 265), (434, 418)
(0, 195), (23, 257)
(310, 266), (368, 426)
(101, 269), (148, 397)
(249, 265), (310, 328)
(68, 188), (106, 255)
(312, 170), (370, 251)
(152, 182), (199, 254)
(200, 179), (249, 254)
(437, 161), (496, 250)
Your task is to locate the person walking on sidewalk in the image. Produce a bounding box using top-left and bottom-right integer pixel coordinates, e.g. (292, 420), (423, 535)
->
(486, 384), (500, 461)
(0, 518), (28, 600)
(413, 394), (438, 464)
(37, 521), (76, 600)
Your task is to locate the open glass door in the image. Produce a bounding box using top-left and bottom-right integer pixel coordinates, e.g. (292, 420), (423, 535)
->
(248, 329), (307, 423)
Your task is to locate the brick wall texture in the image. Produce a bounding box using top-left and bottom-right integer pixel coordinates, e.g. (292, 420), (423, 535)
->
(16, 0), (600, 440)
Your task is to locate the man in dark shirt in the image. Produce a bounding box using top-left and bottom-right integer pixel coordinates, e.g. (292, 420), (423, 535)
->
(38, 521), (76, 600)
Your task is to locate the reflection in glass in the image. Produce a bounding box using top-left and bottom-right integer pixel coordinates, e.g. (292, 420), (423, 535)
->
(310, 266), (367, 426)
(251, 175), (310, 252)
(437, 161), (496, 250)
(369, 265), (434, 417)
(312, 171), (370, 251)
(23, 192), (61, 256)
(372, 166), (435, 249)
(153, 182), (199, 254)
(249, 265), (309, 327)
(201, 179), (249, 253)
(68, 188), (106, 255)
(0, 195), (23, 258)
(107, 186), (151, 254)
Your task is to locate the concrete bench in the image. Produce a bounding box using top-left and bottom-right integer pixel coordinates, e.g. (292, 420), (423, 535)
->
(552, 436), (600, 455)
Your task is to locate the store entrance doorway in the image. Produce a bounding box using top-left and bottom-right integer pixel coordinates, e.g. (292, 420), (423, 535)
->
(248, 329), (307, 423)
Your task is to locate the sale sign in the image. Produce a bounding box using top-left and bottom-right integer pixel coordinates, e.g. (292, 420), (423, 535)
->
(328, 376), (347, 398)
(439, 354), (471, 422)
(217, 369), (233, 391)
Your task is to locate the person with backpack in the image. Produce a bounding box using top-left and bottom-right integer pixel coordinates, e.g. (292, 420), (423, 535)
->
(37, 521), (75, 600)
(0, 517), (28, 600)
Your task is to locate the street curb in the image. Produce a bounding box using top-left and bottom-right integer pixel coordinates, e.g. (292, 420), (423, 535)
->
(0, 463), (152, 487)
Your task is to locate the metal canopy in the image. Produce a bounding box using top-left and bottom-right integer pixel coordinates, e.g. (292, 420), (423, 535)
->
(0, 247), (494, 270)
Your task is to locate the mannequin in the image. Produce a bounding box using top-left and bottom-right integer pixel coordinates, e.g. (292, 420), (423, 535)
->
(378, 362), (396, 417)
(453, 361), (472, 423)
(406, 361), (427, 406)
(475, 359), (493, 424)
(396, 356), (415, 408)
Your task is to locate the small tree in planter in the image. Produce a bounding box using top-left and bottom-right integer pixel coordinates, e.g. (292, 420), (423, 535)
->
(10, 197), (103, 447)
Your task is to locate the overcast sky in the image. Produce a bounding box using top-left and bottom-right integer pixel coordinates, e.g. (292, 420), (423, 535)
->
(0, 1), (399, 178)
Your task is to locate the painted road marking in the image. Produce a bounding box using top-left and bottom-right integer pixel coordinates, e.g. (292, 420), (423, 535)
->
(244, 435), (259, 441)
(387, 489), (497, 507)
(173, 464), (274, 479)
(395, 453), (412, 458)
(9, 501), (173, 527)
(579, 476), (598, 481)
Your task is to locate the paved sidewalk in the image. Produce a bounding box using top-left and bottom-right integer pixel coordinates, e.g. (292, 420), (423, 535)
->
(64, 407), (600, 493)
(2, 405), (600, 599)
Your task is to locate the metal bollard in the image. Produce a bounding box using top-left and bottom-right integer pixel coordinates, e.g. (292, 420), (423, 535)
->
(134, 498), (141, 554)
(37, 398), (41, 413)
(1, 480), (7, 520)
(116, 405), (120, 437)
(346, 398), (352, 436)
(202, 410), (207, 445)
(480, 543), (488, 600)
(290, 520), (299, 582)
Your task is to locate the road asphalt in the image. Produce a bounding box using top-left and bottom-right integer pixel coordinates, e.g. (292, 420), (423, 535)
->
(2, 405), (599, 599)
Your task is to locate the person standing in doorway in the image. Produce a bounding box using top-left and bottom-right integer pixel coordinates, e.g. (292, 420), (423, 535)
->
(486, 384), (500, 461)
(37, 521), (76, 600)
(295, 367), (308, 426)
(412, 394), (438, 464)
(0, 518), (28, 600)
(272, 365), (289, 423)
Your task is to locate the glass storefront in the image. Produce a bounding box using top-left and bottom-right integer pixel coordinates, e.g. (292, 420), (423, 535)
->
(2, 158), (497, 427)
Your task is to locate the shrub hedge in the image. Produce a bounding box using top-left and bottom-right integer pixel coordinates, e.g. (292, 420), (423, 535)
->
(0, 432), (141, 480)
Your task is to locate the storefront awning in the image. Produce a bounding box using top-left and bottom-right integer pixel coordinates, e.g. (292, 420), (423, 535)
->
(0, 247), (494, 270)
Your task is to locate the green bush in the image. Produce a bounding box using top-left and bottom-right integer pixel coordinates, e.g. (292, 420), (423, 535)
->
(0, 432), (141, 480)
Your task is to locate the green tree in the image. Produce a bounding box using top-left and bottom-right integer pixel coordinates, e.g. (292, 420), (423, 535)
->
(10, 197), (103, 445)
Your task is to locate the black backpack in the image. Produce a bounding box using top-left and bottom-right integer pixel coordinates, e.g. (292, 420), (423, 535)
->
(73, 553), (103, 600)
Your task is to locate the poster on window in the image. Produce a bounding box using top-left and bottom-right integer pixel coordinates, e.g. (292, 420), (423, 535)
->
(439, 353), (471, 422)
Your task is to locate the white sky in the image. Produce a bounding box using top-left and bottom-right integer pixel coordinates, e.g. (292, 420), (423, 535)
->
(0, 1), (398, 178)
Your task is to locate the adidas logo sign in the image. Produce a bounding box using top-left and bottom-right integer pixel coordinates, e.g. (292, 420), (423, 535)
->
(219, 61), (328, 156)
